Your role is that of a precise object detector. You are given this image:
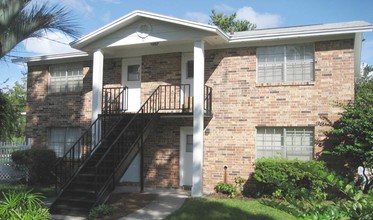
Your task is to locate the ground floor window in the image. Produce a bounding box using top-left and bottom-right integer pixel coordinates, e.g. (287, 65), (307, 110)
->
(48, 127), (80, 157)
(256, 127), (314, 161)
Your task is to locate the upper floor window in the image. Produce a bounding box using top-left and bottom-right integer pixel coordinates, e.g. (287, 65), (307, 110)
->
(257, 44), (314, 83)
(49, 64), (83, 93)
(256, 127), (314, 161)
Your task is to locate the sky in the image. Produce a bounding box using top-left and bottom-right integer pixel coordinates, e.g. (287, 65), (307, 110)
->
(1, 0), (373, 88)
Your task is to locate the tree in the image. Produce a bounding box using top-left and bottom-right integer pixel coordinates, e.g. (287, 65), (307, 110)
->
(322, 76), (373, 192)
(1, 78), (27, 141)
(0, 90), (17, 141)
(0, 0), (80, 59)
(209, 10), (256, 33)
(360, 64), (373, 82)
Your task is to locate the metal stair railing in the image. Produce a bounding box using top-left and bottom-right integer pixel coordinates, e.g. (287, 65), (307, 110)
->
(93, 86), (162, 204)
(53, 84), (212, 208)
(54, 87), (127, 194)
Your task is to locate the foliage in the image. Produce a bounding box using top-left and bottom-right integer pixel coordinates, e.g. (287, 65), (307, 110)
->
(209, 10), (256, 33)
(0, 190), (50, 220)
(252, 158), (334, 199)
(0, 78), (27, 141)
(0, 90), (17, 141)
(234, 176), (245, 194)
(360, 64), (373, 82)
(261, 173), (373, 220)
(214, 182), (237, 197)
(12, 149), (57, 185)
(322, 77), (373, 192)
(164, 197), (296, 220)
(88, 204), (114, 219)
(0, 183), (55, 201)
(0, 0), (80, 59)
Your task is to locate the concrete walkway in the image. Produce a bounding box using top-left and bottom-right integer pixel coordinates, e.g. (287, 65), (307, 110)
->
(51, 187), (189, 220)
(119, 187), (189, 220)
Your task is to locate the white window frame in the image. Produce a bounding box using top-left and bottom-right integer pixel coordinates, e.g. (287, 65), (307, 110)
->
(257, 44), (315, 83)
(49, 64), (83, 93)
(256, 127), (314, 161)
(48, 127), (81, 157)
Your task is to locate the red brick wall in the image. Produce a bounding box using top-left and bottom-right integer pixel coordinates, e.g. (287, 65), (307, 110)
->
(26, 62), (93, 147)
(143, 117), (192, 188)
(27, 58), (124, 147)
(141, 52), (181, 100)
(202, 39), (355, 192)
(26, 39), (355, 193)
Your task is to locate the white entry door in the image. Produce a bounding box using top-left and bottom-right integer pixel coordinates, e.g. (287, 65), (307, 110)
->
(180, 127), (193, 186)
(122, 58), (141, 112)
(181, 53), (194, 109)
(120, 153), (140, 183)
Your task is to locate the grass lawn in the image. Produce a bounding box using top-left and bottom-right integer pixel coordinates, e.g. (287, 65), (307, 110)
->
(165, 197), (296, 220)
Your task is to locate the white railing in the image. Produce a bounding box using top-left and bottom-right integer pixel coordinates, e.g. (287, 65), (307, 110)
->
(0, 140), (31, 182)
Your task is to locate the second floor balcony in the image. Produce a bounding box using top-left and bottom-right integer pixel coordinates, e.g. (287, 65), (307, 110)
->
(102, 84), (212, 116)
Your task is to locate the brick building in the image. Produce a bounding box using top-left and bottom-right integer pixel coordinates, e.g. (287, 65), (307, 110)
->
(22, 11), (372, 212)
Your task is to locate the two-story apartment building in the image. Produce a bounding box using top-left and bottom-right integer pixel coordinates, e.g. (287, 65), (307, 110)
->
(22, 10), (372, 213)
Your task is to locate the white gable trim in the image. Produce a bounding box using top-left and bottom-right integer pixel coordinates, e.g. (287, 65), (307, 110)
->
(70, 10), (229, 50)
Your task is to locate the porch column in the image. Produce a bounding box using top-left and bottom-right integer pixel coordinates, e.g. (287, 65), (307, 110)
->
(192, 40), (205, 197)
(92, 49), (104, 122)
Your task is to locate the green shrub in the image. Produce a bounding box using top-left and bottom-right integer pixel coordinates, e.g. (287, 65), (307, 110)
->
(234, 176), (246, 194)
(0, 190), (50, 219)
(89, 204), (113, 219)
(214, 182), (237, 197)
(262, 176), (373, 220)
(252, 158), (334, 199)
(12, 149), (57, 185)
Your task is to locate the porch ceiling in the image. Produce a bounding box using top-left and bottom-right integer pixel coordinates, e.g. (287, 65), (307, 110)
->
(100, 36), (223, 58)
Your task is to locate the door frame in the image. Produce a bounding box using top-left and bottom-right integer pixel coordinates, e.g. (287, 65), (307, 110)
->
(122, 57), (142, 112)
(180, 126), (193, 186)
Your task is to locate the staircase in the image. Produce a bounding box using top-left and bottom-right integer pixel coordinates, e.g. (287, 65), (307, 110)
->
(50, 84), (212, 215)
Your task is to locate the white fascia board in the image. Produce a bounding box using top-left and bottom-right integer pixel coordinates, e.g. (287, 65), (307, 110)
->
(229, 24), (373, 43)
(70, 10), (229, 49)
(12, 52), (90, 64)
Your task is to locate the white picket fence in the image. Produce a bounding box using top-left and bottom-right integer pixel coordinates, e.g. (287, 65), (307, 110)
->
(0, 140), (31, 182)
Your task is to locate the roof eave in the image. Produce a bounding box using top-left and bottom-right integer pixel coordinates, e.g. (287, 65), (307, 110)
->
(12, 52), (90, 64)
(229, 25), (373, 43)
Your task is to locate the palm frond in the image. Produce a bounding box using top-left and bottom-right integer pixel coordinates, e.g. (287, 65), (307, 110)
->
(0, 0), (81, 58)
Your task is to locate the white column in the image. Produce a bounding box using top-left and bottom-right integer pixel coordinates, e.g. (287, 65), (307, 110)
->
(92, 49), (104, 122)
(192, 40), (205, 197)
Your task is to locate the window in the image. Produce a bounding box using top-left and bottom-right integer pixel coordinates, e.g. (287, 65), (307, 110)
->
(256, 127), (314, 161)
(49, 64), (83, 93)
(127, 64), (140, 81)
(48, 128), (80, 157)
(187, 60), (194, 78)
(186, 135), (193, 152)
(257, 44), (314, 83)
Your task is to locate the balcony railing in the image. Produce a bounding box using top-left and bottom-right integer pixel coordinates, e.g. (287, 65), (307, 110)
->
(102, 86), (128, 114)
(102, 84), (212, 115)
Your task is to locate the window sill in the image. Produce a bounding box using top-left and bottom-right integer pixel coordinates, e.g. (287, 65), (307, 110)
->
(256, 81), (315, 87)
(48, 91), (82, 96)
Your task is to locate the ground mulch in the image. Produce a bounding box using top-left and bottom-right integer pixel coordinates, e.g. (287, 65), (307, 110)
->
(97, 192), (158, 220)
